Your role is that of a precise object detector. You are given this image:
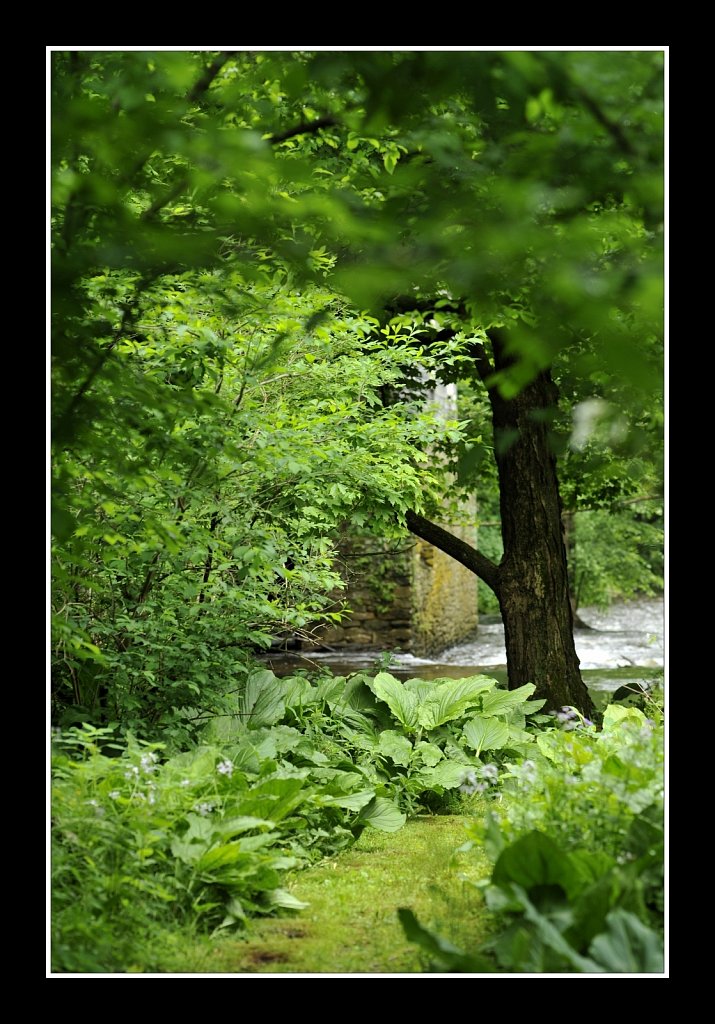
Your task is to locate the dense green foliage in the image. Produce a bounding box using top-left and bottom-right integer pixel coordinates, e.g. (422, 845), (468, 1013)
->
(52, 667), (541, 971)
(52, 267), (455, 738)
(400, 698), (664, 973)
(51, 49), (664, 975)
(52, 50), (663, 732)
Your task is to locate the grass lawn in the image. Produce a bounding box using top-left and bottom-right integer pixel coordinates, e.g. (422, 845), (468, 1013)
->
(150, 812), (492, 975)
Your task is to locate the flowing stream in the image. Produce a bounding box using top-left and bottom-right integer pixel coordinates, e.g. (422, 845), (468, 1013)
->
(266, 597), (664, 705)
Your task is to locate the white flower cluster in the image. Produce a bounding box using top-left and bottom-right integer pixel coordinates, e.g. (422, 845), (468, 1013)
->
(459, 763), (500, 795)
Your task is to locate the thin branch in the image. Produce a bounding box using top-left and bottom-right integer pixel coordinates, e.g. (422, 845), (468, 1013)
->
(405, 510), (501, 596)
(187, 51), (237, 104)
(269, 117), (338, 145)
(340, 544), (417, 558)
(537, 53), (637, 159)
(470, 340), (495, 383)
(140, 176), (188, 222)
(572, 84), (636, 158)
(563, 493), (662, 516)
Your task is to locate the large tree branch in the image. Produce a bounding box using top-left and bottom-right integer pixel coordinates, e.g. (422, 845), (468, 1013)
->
(405, 510), (501, 596)
(269, 117), (338, 145)
(187, 51), (237, 104)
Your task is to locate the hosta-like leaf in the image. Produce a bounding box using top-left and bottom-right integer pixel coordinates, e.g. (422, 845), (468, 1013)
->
(377, 730), (414, 766)
(268, 889), (310, 911)
(316, 675), (346, 704)
(463, 716), (510, 754)
(398, 909), (488, 972)
(333, 676), (378, 713)
(367, 672), (419, 732)
(415, 741), (443, 767)
(492, 831), (586, 900)
(217, 816), (276, 838)
(512, 884), (604, 973)
(236, 832), (282, 852)
(357, 796), (406, 832)
(522, 698), (547, 715)
(588, 909), (664, 973)
(506, 724), (534, 748)
(417, 675), (496, 730)
(236, 777), (307, 821)
(480, 683), (536, 717)
(282, 675), (316, 708)
(240, 669), (286, 728)
(602, 704), (648, 732)
(321, 789), (376, 811)
(417, 760), (476, 790)
(196, 844), (255, 871)
(402, 678), (435, 700)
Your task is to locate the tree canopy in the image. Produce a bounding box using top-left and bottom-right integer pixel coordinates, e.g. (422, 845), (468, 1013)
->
(51, 48), (664, 733)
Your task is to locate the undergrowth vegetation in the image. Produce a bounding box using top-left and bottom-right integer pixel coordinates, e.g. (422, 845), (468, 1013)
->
(51, 668), (542, 972)
(400, 693), (665, 974)
(50, 49), (665, 977)
(52, 665), (664, 975)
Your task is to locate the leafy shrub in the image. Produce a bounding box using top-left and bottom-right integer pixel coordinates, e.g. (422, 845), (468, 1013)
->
(399, 703), (665, 974)
(52, 668), (540, 971)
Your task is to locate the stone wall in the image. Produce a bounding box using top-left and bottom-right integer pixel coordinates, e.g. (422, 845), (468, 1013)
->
(410, 510), (479, 654)
(318, 538), (415, 651)
(319, 379), (478, 656)
(319, 508), (478, 656)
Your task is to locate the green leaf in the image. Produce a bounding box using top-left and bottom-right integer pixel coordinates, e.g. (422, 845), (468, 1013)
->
(383, 151), (398, 174)
(480, 683), (536, 717)
(417, 760), (475, 790)
(414, 741), (443, 767)
(398, 909), (489, 972)
(217, 816), (276, 838)
(321, 789), (376, 811)
(268, 889), (310, 910)
(240, 669), (286, 728)
(377, 730), (414, 766)
(237, 777), (307, 821)
(402, 678), (436, 701)
(522, 698), (547, 715)
(588, 910), (664, 973)
(492, 831), (586, 901)
(357, 796), (406, 832)
(367, 672), (419, 732)
(602, 704), (648, 732)
(463, 716), (510, 755)
(512, 884), (605, 973)
(333, 675), (378, 713)
(417, 675), (496, 730)
(316, 675), (346, 704)
(196, 844), (259, 872)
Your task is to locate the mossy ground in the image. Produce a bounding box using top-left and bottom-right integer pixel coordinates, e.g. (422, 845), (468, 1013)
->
(149, 812), (492, 975)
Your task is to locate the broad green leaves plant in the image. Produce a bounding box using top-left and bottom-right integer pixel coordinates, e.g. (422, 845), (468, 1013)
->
(400, 706), (664, 974)
(463, 717), (511, 757)
(367, 672), (501, 734)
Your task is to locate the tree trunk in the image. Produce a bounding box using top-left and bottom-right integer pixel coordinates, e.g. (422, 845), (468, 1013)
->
(487, 334), (593, 714)
(405, 331), (594, 716)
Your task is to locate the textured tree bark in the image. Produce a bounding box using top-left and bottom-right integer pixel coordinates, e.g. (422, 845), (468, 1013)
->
(405, 329), (594, 715)
(487, 333), (593, 714)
